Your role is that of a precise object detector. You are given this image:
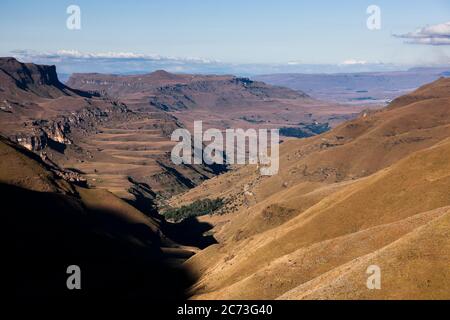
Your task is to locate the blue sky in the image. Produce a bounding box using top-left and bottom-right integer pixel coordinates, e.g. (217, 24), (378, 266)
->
(1, 0), (449, 74)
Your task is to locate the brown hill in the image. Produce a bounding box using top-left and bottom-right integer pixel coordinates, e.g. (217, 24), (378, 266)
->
(174, 78), (450, 300)
(67, 70), (196, 98)
(67, 71), (306, 103)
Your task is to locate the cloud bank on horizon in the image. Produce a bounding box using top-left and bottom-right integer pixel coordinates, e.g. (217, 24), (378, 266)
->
(395, 21), (450, 46)
(10, 49), (230, 75)
(22, 49), (218, 64)
(10, 48), (448, 77)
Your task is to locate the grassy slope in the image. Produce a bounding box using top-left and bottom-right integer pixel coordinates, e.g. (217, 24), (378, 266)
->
(182, 78), (450, 300)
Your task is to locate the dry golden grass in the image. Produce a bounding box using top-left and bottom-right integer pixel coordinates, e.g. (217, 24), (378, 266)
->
(180, 78), (450, 300)
(279, 209), (450, 300)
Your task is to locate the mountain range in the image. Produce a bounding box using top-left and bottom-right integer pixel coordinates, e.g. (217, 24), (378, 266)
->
(3, 57), (449, 300)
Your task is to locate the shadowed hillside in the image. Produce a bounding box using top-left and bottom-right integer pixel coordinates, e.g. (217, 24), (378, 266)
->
(2, 135), (200, 299)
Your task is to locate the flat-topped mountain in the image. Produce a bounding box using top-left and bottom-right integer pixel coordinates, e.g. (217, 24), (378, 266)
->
(67, 70), (307, 103)
(67, 70), (197, 96)
(0, 57), (90, 99)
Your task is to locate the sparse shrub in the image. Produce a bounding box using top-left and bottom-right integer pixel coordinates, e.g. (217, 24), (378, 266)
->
(163, 198), (225, 222)
(279, 127), (311, 138)
(280, 122), (330, 138)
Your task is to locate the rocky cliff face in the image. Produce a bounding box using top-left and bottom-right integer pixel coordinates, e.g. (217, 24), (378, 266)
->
(0, 57), (89, 98)
(1, 57), (59, 86)
(13, 102), (129, 151)
(0, 58), (131, 151)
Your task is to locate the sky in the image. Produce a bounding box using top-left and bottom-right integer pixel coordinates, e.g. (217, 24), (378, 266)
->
(1, 0), (449, 74)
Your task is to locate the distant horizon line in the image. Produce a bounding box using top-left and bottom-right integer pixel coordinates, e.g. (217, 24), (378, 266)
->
(3, 54), (449, 78)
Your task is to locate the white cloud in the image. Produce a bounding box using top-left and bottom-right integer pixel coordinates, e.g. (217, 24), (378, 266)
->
(11, 49), (217, 64)
(394, 21), (450, 46)
(55, 50), (159, 60)
(340, 59), (368, 65)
